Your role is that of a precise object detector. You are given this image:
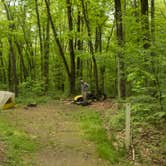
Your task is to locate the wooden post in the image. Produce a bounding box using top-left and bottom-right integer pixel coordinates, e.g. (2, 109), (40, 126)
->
(125, 103), (131, 150)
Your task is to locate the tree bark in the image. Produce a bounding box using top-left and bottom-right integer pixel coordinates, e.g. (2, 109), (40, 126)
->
(45, 0), (74, 94)
(141, 0), (150, 49)
(150, 0), (163, 110)
(76, 8), (83, 83)
(81, 0), (99, 95)
(66, 0), (76, 94)
(151, 0), (155, 43)
(114, 0), (126, 98)
(43, 16), (50, 94)
(45, 0), (70, 75)
(35, 0), (44, 77)
(42, 0), (50, 94)
(15, 41), (28, 82)
(9, 38), (18, 95)
(0, 42), (6, 83)
(2, 0), (19, 96)
(106, 19), (115, 51)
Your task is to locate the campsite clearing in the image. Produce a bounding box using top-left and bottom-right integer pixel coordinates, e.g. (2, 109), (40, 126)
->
(0, 101), (110, 166)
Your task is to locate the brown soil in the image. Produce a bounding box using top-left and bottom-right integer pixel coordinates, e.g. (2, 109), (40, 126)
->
(3, 101), (110, 166)
(0, 142), (5, 164)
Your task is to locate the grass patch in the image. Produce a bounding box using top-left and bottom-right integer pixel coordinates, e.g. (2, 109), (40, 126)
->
(0, 116), (37, 166)
(79, 110), (126, 164)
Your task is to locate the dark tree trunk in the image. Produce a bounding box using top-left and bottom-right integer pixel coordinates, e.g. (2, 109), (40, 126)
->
(141, 0), (150, 49)
(151, 0), (155, 43)
(2, 0), (19, 96)
(76, 8), (83, 82)
(15, 41), (28, 82)
(8, 51), (12, 91)
(45, 0), (70, 76)
(0, 42), (6, 83)
(100, 66), (105, 94)
(95, 26), (102, 52)
(66, 0), (76, 94)
(42, 0), (50, 94)
(95, 27), (99, 52)
(114, 0), (126, 98)
(35, 0), (44, 77)
(77, 10), (83, 51)
(45, 0), (73, 95)
(95, 24), (105, 94)
(43, 17), (50, 94)
(9, 38), (18, 96)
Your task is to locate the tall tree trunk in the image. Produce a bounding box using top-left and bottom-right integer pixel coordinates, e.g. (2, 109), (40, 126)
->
(9, 38), (18, 96)
(150, 0), (163, 110)
(45, 0), (73, 94)
(66, 0), (76, 94)
(114, 0), (126, 98)
(35, 0), (44, 77)
(95, 25), (102, 52)
(100, 65), (105, 95)
(151, 0), (155, 43)
(43, 13), (50, 94)
(106, 19), (115, 51)
(141, 0), (150, 49)
(81, 0), (99, 95)
(76, 8), (83, 84)
(95, 24), (105, 94)
(8, 51), (12, 91)
(2, 0), (19, 96)
(15, 41), (28, 81)
(45, 0), (70, 75)
(0, 42), (6, 83)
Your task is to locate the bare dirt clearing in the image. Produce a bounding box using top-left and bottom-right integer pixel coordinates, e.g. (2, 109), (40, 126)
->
(2, 101), (110, 166)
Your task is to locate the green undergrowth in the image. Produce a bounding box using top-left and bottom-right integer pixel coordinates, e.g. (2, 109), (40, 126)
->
(106, 108), (125, 131)
(105, 104), (166, 165)
(0, 116), (37, 166)
(16, 95), (52, 105)
(15, 92), (69, 105)
(78, 110), (127, 164)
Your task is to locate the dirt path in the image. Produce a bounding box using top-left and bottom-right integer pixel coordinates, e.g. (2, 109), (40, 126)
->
(5, 101), (109, 166)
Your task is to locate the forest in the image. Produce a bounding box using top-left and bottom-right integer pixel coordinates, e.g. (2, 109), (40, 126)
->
(0, 0), (166, 165)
